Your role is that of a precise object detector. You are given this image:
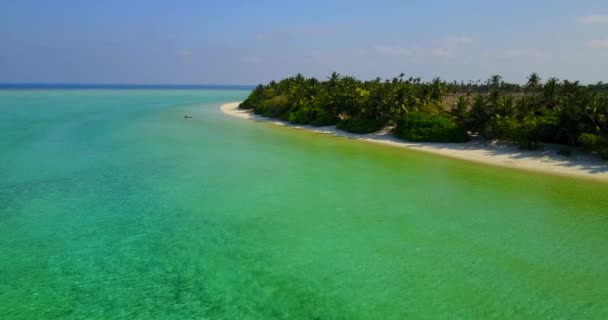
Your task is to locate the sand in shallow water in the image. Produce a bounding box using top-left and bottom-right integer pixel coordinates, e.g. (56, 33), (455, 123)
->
(220, 102), (608, 182)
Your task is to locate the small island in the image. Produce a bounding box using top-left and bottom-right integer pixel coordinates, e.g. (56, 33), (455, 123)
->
(223, 73), (608, 181)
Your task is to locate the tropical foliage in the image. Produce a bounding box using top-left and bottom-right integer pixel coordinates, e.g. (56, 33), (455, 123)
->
(240, 73), (608, 158)
(394, 112), (469, 143)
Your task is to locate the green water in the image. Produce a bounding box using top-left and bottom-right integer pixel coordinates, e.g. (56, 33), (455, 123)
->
(1, 89), (607, 319)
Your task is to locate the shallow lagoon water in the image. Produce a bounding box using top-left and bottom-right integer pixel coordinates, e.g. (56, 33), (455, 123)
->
(1, 89), (607, 319)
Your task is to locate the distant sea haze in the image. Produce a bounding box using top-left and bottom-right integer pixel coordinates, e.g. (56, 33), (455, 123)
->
(0, 83), (255, 90)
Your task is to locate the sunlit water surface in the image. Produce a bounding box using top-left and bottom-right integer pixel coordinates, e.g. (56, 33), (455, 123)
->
(1, 89), (607, 319)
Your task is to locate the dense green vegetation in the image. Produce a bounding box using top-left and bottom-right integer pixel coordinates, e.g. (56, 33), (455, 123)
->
(239, 73), (608, 159)
(394, 112), (469, 143)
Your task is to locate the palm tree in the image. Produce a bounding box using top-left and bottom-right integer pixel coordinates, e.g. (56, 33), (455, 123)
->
(430, 77), (445, 100)
(489, 75), (503, 89)
(398, 73), (405, 81)
(237, 72), (607, 159)
(542, 77), (560, 109)
(526, 73), (542, 97)
(327, 72), (340, 86)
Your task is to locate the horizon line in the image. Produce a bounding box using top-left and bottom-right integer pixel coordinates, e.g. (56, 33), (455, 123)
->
(0, 82), (257, 89)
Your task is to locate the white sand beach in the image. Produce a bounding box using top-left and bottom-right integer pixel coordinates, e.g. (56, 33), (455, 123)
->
(220, 102), (608, 182)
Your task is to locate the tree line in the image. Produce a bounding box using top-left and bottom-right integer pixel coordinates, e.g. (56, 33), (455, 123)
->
(239, 72), (608, 159)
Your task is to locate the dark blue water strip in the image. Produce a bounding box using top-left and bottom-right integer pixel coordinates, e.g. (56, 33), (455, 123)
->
(0, 83), (255, 90)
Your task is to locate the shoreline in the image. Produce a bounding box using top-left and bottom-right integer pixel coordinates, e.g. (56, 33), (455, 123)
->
(219, 102), (608, 183)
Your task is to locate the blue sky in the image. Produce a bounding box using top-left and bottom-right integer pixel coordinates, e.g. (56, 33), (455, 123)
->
(1, 0), (607, 84)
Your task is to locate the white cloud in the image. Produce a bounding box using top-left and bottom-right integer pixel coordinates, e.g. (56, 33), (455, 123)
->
(254, 33), (270, 41)
(372, 45), (411, 56)
(256, 23), (357, 42)
(307, 50), (338, 65)
(291, 50), (334, 65)
(351, 48), (367, 57)
(370, 36), (473, 59)
(482, 49), (544, 59)
(585, 39), (608, 49)
(443, 36), (474, 46)
(283, 23), (360, 37)
(243, 56), (264, 65)
(577, 14), (608, 25)
(178, 50), (192, 58)
(424, 36), (473, 58)
(430, 47), (454, 58)
(504, 49), (543, 58)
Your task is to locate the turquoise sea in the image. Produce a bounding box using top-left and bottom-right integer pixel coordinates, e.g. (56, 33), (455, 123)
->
(1, 88), (607, 319)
